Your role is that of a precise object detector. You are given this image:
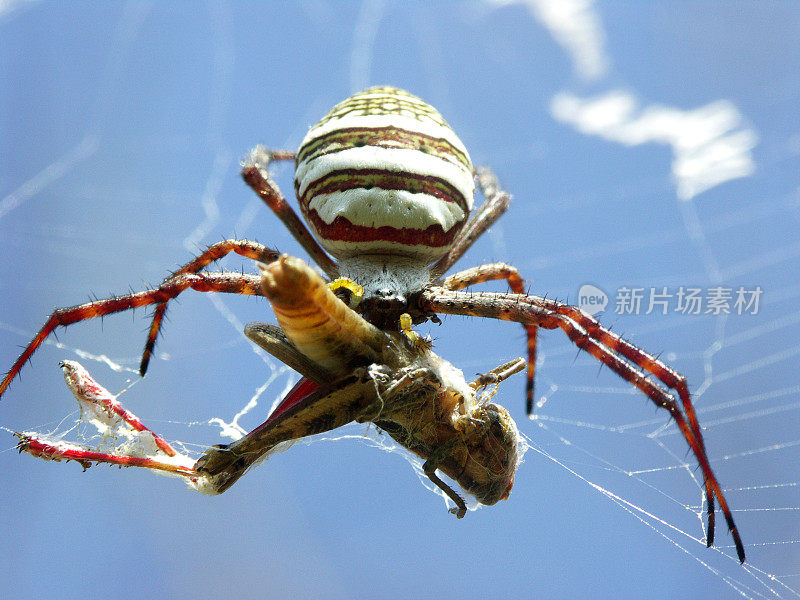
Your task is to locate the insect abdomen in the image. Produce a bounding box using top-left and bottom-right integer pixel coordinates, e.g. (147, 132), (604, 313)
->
(294, 87), (474, 263)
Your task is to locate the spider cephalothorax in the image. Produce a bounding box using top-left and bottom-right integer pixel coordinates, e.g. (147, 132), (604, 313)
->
(1, 86), (745, 563)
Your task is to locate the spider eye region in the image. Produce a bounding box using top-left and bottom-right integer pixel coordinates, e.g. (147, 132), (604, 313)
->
(337, 254), (429, 328)
(361, 288), (409, 329)
(375, 287), (407, 305)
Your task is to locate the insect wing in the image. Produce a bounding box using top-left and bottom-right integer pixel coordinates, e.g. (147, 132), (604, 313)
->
(264, 376), (321, 427)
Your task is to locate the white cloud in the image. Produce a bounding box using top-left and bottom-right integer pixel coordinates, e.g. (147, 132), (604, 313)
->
(551, 90), (758, 200)
(491, 0), (610, 81)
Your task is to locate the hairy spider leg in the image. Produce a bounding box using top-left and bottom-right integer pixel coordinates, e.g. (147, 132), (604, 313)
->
(419, 287), (745, 563)
(0, 272), (264, 400)
(139, 240), (280, 376)
(429, 166), (540, 410)
(140, 146), (337, 376)
(550, 302), (719, 547)
(430, 166), (511, 279)
(441, 263), (540, 415)
(241, 146), (339, 279)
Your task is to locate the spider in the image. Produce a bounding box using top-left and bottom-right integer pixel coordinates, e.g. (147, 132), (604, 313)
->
(1, 86), (744, 562)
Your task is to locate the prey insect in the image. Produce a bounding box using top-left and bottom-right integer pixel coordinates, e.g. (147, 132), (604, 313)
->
(18, 257), (525, 515)
(2, 87), (744, 561)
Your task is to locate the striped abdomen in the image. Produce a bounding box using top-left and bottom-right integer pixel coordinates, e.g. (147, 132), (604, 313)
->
(294, 87), (474, 263)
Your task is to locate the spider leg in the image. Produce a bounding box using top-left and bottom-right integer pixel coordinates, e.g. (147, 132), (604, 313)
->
(0, 272), (263, 400)
(418, 288), (745, 563)
(429, 281), (714, 532)
(242, 146), (339, 279)
(139, 239), (280, 376)
(547, 302), (719, 547)
(430, 166), (511, 278)
(249, 147), (296, 163)
(440, 262), (540, 414)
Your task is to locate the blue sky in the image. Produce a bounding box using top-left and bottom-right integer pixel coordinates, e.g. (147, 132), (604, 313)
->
(1, 2), (799, 598)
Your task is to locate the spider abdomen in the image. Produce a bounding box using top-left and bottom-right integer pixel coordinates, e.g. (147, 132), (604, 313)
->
(294, 87), (474, 263)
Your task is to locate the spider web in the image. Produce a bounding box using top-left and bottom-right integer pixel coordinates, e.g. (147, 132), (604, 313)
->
(1, 2), (798, 598)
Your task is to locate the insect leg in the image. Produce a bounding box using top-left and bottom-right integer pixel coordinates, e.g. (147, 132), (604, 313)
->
(469, 357), (526, 390)
(15, 361), (197, 478)
(244, 321), (335, 384)
(423, 439), (469, 519)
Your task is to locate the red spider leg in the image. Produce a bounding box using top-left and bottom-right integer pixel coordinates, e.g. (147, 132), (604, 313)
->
(440, 263), (539, 414)
(546, 301), (718, 546)
(418, 288), (745, 563)
(241, 147), (339, 279)
(61, 360), (177, 456)
(16, 434), (197, 477)
(140, 240), (280, 376)
(430, 166), (511, 279)
(0, 272), (263, 400)
(488, 294), (718, 545)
